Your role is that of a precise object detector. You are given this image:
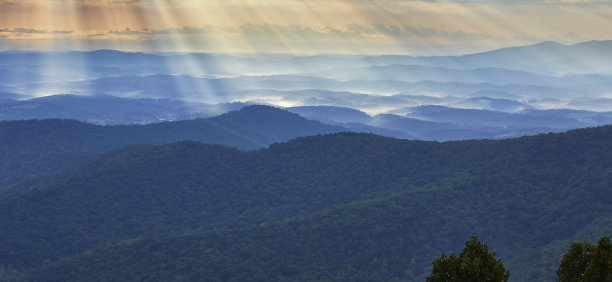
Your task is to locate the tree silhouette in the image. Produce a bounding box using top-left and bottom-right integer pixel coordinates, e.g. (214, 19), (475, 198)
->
(426, 234), (510, 282)
(558, 235), (612, 281)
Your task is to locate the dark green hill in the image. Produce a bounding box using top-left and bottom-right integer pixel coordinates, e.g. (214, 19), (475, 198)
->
(0, 105), (345, 190)
(36, 175), (608, 282)
(0, 135), (446, 269)
(0, 126), (611, 281)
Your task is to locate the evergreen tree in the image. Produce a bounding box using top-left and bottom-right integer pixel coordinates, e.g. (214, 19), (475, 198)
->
(558, 235), (612, 282)
(426, 234), (510, 282)
(558, 241), (596, 281)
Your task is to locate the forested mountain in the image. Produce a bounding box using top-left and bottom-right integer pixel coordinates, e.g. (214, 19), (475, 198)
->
(287, 105), (612, 141)
(3, 42), (612, 142)
(0, 105), (344, 189)
(3, 93), (610, 143)
(3, 41), (612, 117)
(1, 126), (610, 281)
(1, 41), (612, 281)
(315, 64), (557, 85)
(0, 94), (249, 124)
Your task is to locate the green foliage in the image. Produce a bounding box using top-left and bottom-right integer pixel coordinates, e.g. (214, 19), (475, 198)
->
(584, 236), (612, 281)
(509, 216), (612, 282)
(0, 105), (343, 190)
(0, 125), (610, 281)
(427, 234), (510, 282)
(558, 241), (597, 281)
(559, 235), (612, 281)
(0, 265), (25, 281)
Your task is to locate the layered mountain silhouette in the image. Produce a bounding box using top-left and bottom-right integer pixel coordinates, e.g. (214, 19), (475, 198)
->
(2, 40), (612, 114)
(0, 126), (610, 281)
(6, 95), (610, 144)
(0, 105), (344, 189)
(287, 105), (612, 141)
(0, 94), (247, 124)
(1, 41), (612, 282)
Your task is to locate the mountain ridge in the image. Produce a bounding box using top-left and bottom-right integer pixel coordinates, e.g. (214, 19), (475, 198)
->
(1, 125), (610, 281)
(0, 105), (345, 189)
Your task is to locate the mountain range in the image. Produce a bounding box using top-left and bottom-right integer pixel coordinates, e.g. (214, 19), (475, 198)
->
(2, 94), (611, 143)
(0, 123), (610, 281)
(0, 105), (344, 190)
(1, 40), (612, 114)
(1, 40), (612, 281)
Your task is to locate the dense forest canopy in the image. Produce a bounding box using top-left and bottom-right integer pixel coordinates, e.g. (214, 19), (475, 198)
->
(0, 121), (610, 281)
(0, 105), (344, 191)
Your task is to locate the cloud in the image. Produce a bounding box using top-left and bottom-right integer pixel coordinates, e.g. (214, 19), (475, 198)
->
(0, 27), (74, 35)
(0, 21), (504, 54)
(239, 23), (333, 39)
(96, 22), (492, 43)
(232, 23), (494, 44)
(155, 26), (237, 36)
(0, 0), (609, 54)
(109, 28), (152, 36)
(103, 26), (237, 40)
(0, 0), (20, 5)
(395, 0), (610, 4)
(52, 30), (74, 34)
(87, 32), (106, 38)
(0, 20), (582, 54)
(13, 28), (47, 34)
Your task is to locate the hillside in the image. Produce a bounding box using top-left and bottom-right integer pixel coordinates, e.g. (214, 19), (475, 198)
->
(0, 94), (249, 124)
(0, 105), (345, 189)
(0, 126), (610, 281)
(3, 42), (612, 119)
(287, 105), (611, 141)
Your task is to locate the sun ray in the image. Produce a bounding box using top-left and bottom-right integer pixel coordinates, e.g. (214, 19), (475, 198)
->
(140, 0), (233, 113)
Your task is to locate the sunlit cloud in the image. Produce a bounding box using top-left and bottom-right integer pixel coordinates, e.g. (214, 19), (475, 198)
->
(0, 0), (610, 54)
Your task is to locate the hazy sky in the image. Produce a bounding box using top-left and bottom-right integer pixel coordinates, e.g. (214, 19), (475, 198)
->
(0, 0), (611, 54)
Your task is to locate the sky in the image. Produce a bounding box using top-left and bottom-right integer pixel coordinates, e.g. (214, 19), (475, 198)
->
(0, 0), (611, 55)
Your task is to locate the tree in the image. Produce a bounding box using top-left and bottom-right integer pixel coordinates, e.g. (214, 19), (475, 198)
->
(559, 235), (612, 281)
(426, 234), (510, 282)
(557, 241), (596, 281)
